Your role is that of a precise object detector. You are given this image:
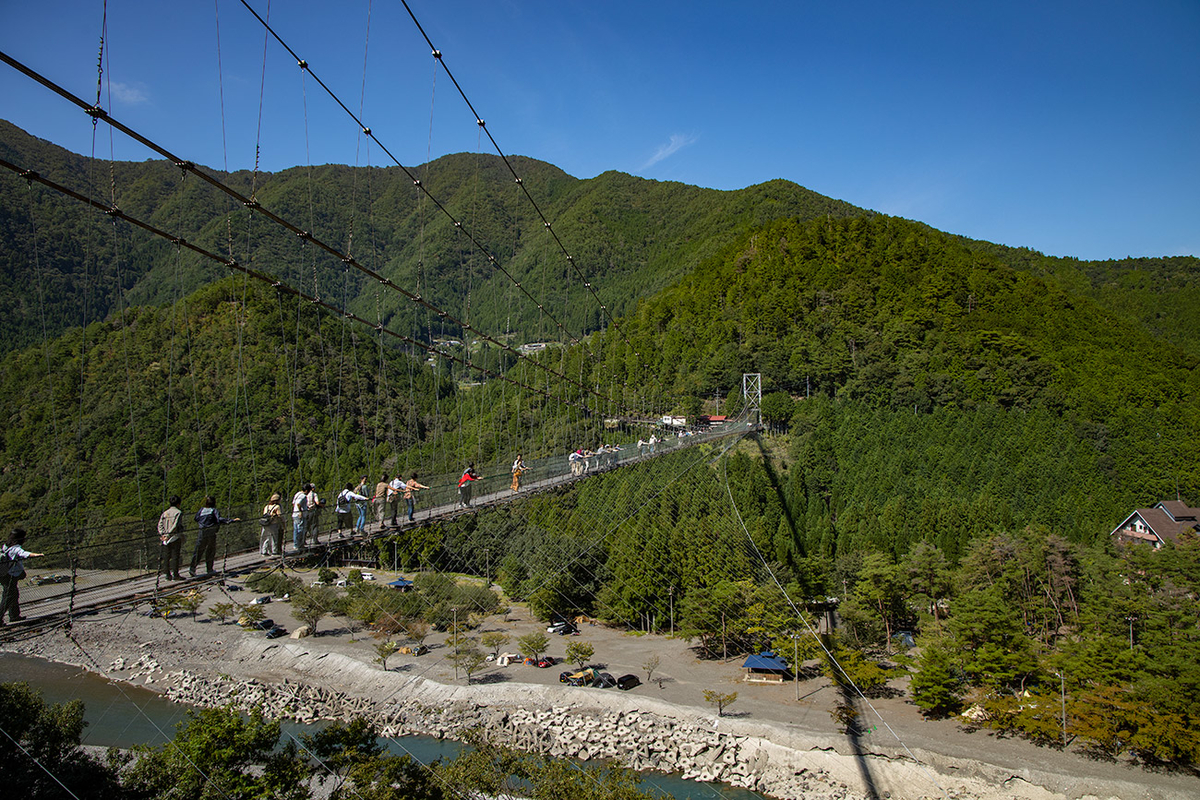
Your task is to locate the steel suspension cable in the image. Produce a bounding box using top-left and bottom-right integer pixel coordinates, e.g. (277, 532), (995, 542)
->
(0, 156), (598, 416)
(0, 53), (628, 414)
(396, 0), (655, 382)
(235, 0), (600, 361)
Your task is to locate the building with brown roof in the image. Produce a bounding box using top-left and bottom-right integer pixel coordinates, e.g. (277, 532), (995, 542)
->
(1109, 501), (1200, 548)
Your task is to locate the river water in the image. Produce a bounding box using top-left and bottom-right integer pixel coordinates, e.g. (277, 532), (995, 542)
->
(1, 653), (766, 800)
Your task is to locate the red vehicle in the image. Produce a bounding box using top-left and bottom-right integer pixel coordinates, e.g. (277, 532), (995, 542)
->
(535, 656), (556, 668)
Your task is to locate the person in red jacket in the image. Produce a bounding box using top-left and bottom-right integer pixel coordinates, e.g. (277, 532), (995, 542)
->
(458, 464), (481, 508)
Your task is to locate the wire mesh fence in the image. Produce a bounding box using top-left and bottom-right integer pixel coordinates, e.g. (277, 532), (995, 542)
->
(9, 423), (753, 615)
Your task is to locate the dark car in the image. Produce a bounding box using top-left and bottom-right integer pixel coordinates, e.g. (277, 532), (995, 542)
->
(247, 618), (275, 631)
(558, 670), (573, 684)
(535, 656), (556, 668)
(547, 621), (578, 636)
(265, 625), (287, 639)
(595, 672), (617, 688)
(616, 673), (640, 691)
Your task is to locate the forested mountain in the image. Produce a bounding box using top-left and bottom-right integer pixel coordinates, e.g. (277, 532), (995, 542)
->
(0, 119), (865, 353)
(3, 116), (1198, 767)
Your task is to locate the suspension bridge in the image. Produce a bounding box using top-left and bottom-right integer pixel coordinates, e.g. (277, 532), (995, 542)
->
(0, 0), (773, 638)
(0, 6), (945, 800)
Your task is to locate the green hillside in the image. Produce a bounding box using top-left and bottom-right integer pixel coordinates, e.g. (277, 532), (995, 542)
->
(0, 119), (865, 353)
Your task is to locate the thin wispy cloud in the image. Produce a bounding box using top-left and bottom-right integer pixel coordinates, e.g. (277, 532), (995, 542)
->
(109, 81), (149, 105)
(642, 133), (697, 169)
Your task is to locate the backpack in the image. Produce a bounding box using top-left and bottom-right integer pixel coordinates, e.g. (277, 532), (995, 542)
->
(1, 545), (25, 579)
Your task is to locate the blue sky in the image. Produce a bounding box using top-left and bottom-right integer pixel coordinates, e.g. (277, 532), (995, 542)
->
(2, 0), (1197, 260)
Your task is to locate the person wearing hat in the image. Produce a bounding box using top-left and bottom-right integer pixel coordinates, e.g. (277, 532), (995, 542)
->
(2, 528), (44, 625)
(260, 492), (284, 556)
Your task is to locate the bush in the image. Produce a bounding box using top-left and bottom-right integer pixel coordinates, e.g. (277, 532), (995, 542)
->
(244, 571), (301, 597)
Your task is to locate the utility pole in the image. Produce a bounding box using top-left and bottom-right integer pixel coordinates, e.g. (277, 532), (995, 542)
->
(669, 586), (675, 636)
(1054, 671), (1066, 749)
(792, 633), (801, 701)
(453, 608), (459, 681)
(1125, 615), (1136, 650)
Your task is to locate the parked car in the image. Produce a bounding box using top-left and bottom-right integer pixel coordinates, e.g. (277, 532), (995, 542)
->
(595, 672), (617, 688)
(616, 674), (641, 691)
(360, 572), (375, 581)
(265, 625), (287, 639)
(535, 656), (556, 668)
(546, 621), (572, 634)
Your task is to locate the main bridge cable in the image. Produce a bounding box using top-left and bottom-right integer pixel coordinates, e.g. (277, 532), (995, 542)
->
(235, 0), (602, 368)
(0, 156), (594, 417)
(0, 51), (621, 415)
(395, 0), (656, 386)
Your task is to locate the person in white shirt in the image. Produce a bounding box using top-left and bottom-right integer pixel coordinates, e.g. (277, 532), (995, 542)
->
(387, 474), (405, 526)
(2, 528), (44, 625)
(292, 485), (310, 549)
(305, 485), (323, 544)
(335, 483), (368, 537)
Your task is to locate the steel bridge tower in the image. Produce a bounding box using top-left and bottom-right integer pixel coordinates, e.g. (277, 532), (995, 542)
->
(742, 373), (762, 426)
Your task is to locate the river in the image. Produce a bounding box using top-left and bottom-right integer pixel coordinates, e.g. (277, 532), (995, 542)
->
(1, 653), (767, 800)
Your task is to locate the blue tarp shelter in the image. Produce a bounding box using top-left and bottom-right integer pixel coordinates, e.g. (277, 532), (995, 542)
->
(741, 650), (790, 683)
(387, 578), (414, 591)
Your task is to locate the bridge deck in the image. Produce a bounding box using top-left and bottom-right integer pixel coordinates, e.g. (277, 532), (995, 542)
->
(1, 424), (754, 640)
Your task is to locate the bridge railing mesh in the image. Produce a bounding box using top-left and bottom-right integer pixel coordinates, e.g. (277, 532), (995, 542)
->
(7, 423), (752, 617)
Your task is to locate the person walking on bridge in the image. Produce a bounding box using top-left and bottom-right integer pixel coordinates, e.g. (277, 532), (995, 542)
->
(190, 496), (239, 577)
(336, 484), (368, 537)
(305, 485), (325, 544)
(158, 496), (184, 580)
(354, 476), (371, 535)
(387, 474), (405, 527)
(2, 528), (44, 625)
(458, 463), (481, 507)
(260, 493), (283, 556)
(511, 454), (528, 492)
(291, 485), (311, 550)
(404, 473), (430, 523)
(373, 473), (390, 529)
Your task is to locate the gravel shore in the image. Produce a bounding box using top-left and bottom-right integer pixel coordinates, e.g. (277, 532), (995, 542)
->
(4, 582), (1196, 800)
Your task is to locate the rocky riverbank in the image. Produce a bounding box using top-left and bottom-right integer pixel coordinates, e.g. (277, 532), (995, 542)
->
(7, 606), (1197, 800)
(163, 664), (846, 798)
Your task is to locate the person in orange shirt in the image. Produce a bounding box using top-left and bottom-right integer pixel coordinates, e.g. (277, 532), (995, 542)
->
(403, 473), (431, 523)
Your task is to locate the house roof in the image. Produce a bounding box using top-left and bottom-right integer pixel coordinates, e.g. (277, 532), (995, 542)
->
(1110, 502), (1200, 546)
(1158, 501), (1198, 523)
(742, 651), (790, 672)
